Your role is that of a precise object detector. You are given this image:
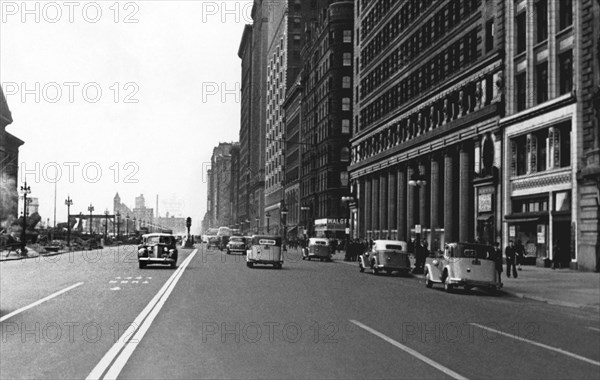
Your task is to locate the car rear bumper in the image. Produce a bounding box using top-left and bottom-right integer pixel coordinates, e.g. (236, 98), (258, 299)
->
(139, 257), (176, 264)
(449, 277), (500, 288)
(247, 259), (283, 264)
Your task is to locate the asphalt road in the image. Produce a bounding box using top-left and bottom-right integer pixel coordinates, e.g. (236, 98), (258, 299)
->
(1, 245), (599, 379)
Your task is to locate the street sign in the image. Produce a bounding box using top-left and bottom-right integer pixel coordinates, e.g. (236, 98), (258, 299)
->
(415, 224), (422, 234)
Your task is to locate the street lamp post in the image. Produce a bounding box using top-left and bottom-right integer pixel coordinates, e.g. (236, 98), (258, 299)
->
(408, 170), (428, 273)
(255, 217), (259, 234)
(125, 214), (130, 237)
(280, 206), (288, 250)
(265, 211), (271, 234)
(300, 205), (310, 244)
(19, 182), (31, 255)
(88, 204), (94, 235)
(104, 209), (109, 240)
(342, 196), (355, 261)
(116, 212), (121, 240)
(133, 217), (137, 233)
(65, 196), (73, 248)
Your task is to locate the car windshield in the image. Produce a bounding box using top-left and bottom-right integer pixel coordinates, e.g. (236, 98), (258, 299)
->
(146, 236), (173, 245)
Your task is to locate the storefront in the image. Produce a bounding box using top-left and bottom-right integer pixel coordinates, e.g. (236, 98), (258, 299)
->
(314, 218), (348, 239)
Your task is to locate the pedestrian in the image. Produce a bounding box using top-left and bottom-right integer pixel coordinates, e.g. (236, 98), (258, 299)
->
(505, 240), (518, 278)
(552, 240), (562, 269)
(515, 239), (525, 271)
(493, 242), (503, 286)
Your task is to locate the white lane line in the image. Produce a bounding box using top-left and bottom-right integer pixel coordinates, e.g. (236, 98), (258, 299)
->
(0, 282), (84, 323)
(586, 327), (600, 333)
(350, 320), (467, 380)
(86, 249), (197, 380)
(470, 323), (600, 367)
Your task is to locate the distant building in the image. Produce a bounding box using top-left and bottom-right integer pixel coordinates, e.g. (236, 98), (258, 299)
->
(0, 86), (24, 231)
(204, 143), (234, 229)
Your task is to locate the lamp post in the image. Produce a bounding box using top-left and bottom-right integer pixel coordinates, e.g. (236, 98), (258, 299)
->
(125, 214), (130, 237)
(65, 196), (73, 247)
(300, 205), (310, 242)
(104, 209), (109, 240)
(408, 170), (428, 273)
(280, 205), (288, 250)
(265, 211), (271, 234)
(342, 196), (355, 260)
(133, 217), (137, 233)
(116, 211), (121, 240)
(408, 171), (428, 243)
(88, 204), (94, 235)
(255, 217), (259, 234)
(19, 182), (31, 255)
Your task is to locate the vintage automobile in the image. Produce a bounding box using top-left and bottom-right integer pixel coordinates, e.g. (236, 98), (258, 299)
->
(226, 236), (248, 255)
(424, 242), (501, 292)
(247, 235), (283, 269)
(207, 235), (220, 250)
(303, 237), (332, 261)
(137, 233), (178, 269)
(359, 240), (411, 275)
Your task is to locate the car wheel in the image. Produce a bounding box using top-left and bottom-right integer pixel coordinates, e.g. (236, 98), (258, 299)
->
(247, 262), (253, 268)
(139, 261), (146, 269)
(464, 285), (473, 292)
(425, 271), (433, 288)
(359, 266), (364, 273)
(444, 275), (453, 293)
(372, 267), (379, 275)
(226, 250), (230, 255)
(170, 262), (177, 269)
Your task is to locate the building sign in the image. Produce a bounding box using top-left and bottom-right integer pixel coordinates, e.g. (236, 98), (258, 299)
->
(478, 193), (493, 213)
(415, 224), (422, 234)
(537, 225), (545, 244)
(314, 218), (348, 232)
(509, 226), (516, 238)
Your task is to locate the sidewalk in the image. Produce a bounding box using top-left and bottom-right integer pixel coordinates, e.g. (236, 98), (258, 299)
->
(331, 250), (600, 312)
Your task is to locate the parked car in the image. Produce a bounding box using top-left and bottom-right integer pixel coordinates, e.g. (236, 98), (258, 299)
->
(424, 242), (501, 292)
(227, 236), (248, 255)
(359, 240), (411, 275)
(137, 233), (178, 269)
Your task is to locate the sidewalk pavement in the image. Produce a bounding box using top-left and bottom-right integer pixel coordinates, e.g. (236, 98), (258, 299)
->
(0, 247), (68, 261)
(330, 250), (600, 313)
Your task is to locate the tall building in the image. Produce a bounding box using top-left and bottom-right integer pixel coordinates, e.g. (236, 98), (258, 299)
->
(299, 1), (355, 239)
(501, 0), (600, 271)
(237, 1), (270, 235)
(350, 0), (505, 250)
(0, 86), (24, 230)
(264, 0), (318, 234)
(205, 143), (234, 228)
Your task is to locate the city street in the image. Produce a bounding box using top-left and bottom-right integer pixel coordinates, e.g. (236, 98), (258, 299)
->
(1, 245), (599, 379)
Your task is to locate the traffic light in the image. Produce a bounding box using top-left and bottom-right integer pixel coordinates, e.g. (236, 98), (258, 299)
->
(186, 217), (192, 228)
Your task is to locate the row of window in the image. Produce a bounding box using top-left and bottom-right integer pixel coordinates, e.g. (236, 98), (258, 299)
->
(360, 28), (479, 130)
(510, 121), (571, 177)
(360, 0), (438, 67)
(360, 1), (481, 100)
(515, 50), (573, 112)
(512, 190), (570, 214)
(515, 0), (573, 55)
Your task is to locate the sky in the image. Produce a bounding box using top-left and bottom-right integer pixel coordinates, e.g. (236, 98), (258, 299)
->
(1, 0), (254, 233)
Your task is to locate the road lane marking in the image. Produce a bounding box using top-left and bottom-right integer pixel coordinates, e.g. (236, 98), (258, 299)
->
(470, 323), (600, 367)
(586, 327), (600, 333)
(110, 287), (120, 291)
(86, 249), (197, 380)
(0, 282), (84, 323)
(350, 320), (467, 380)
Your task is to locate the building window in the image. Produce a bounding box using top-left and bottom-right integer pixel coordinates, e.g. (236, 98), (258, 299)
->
(343, 53), (352, 66)
(558, 50), (573, 95)
(536, 0), (548, 43)
(516, 11), (526, 54)
(342, 76), (351, 88)
(340, 147), (350, 161)
(340, 171), (349, 187)
(511, 134), (527, 176)
(342, 119), (350, 134)
(559, 0), (573, 30)
(554, 191), (571, 211)
(343, 30), (352, 43)
(342, 98), (351, 111)
(536, 61), (548, 104)
(516, 72), (527, 112)
(485, 18), (494, 52)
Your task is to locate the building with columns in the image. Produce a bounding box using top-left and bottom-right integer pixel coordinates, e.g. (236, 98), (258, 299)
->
(349, 0), (505, 250)
(501, 0), (600, 271)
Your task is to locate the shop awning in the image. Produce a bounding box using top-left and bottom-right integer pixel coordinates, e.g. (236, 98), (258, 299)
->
(504, 213), (548, 223)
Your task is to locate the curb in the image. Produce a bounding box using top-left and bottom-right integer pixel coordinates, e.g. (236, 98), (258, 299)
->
(0, 248), (97, 262)
(507, 291), (600, 313)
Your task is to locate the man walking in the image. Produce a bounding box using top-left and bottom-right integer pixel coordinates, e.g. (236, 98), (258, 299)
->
(515, 239), (525, 271)
(505, 240), (518, 278)
(493, 242), (503, 286)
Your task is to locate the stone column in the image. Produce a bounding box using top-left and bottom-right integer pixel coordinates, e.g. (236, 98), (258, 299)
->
(397, 164), (407, 241)
(365, 176), (372, 237)
(358, 177), (366, 238)
(407, 165), (416, 240)
(430, 153), (441, 230)
(372, 174), (379, 238)
(388, 170), (397, 238)
(444, 148), (458, 243)
(459, 141), (474, 243)
(379, 171), (388, 236)
(419, 160), (430, 230)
